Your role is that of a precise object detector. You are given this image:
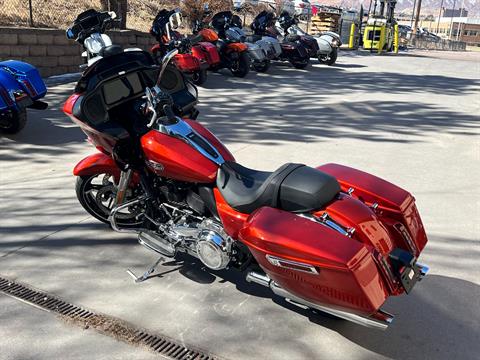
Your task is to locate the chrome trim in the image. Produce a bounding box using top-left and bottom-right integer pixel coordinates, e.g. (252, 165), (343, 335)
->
(246, 271), (271, 287)
(246, 271), (394, 330)
(299, 213), (351, 237)
(108, 195), (148, 234)
(347, 187), (355, 195)
(160, 119), (225, 165)
(266, 255), (319, 275)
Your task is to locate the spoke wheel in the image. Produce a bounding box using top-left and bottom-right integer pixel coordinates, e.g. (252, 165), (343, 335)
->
(76, 174), (144, 227)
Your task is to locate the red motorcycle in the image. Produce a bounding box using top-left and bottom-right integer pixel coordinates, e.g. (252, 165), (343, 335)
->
(150, 9), (217, 86)
(64, 48), (429, 330)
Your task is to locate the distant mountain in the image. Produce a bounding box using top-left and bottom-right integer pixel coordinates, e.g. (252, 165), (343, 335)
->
(311, 0), (480, 17)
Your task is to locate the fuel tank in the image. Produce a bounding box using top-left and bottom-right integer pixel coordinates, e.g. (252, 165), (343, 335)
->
(141, 119), (234, 183)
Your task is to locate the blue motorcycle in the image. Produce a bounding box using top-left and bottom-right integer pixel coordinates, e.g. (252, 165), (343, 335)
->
(0, 60), (48, 134)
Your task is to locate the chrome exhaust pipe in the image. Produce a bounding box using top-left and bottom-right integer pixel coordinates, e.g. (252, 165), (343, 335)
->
(246, 271), (394, 330)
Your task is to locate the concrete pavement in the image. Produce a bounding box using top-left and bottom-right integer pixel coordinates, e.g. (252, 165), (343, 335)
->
(1, 50), (479, 359)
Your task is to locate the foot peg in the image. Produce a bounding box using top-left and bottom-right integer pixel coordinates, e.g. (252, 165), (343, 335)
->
(138, 231), (176, 257)
(126, 256), (164, 283)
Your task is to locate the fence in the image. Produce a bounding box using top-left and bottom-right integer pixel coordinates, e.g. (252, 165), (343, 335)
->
(0, 0), (180, 32)
(410, 36), (467, 51)
(0, 0), (312, 33)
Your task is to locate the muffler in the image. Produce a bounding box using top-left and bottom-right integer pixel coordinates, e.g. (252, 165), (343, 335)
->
(246, 271), (394, 330)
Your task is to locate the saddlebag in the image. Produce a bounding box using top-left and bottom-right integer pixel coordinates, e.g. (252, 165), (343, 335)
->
(318, 163), (428, 256)
(239, 206), (390, 315)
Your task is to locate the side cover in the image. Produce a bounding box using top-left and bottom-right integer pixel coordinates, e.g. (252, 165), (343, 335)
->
(239, 207), (389, 316)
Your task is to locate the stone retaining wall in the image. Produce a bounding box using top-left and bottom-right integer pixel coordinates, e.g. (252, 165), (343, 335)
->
(0, 27), (156, 77)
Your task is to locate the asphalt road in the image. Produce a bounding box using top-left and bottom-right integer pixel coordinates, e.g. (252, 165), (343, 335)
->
(1, 50), (479, 360)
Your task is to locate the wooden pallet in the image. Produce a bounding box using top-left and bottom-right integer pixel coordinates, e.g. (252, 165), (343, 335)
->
(310, 14), (341, 35)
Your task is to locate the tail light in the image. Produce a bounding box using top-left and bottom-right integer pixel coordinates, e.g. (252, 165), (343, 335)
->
(20, 79), (37, 97)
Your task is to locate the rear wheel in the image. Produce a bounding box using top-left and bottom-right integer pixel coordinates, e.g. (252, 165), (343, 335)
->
(0, 108), (27, 134)
(231, 52), (250, 77)
(76, 174), (144, 227)
(253, 59), (270, 73)
(290, 57), (310, 69)
(318, 48), (338, 65)
(191, 69), (207, 86)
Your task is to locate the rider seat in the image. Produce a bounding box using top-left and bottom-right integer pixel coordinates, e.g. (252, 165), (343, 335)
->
(216, 162), (341, 214)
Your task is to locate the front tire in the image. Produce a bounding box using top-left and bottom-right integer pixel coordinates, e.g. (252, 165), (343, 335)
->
(0, 108), (27, 134)
(318, 48), (338, 65)
(252, 59), (270, 73)
(76, 174), (144, 227)
(191, 69), (207, 86)
(231, 52), (250, 77)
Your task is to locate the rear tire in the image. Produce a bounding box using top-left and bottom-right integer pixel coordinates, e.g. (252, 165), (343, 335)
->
(76, 174), (144, 228)
(0, 108), (27, 134)
(318, 48), (338, 65)
(291, 57), (310, 69)
(231, 52), (250, 77)
(253, 59), (270, 73)
(191, 69), (207, 86)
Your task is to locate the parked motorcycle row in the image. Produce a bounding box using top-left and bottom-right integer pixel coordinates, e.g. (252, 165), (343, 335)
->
(149, 6), (342, 86)
(1, 6), (430, 332)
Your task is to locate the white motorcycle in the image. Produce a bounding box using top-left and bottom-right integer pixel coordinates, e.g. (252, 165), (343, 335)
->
(277, 12), (342, 65)
(66, 9), (141, 68)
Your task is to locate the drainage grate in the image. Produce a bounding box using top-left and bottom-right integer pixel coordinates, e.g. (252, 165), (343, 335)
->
(0, 276), (218, 360)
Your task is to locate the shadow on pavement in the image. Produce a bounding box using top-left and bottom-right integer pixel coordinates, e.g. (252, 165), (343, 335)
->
(156, 252), (479, 360)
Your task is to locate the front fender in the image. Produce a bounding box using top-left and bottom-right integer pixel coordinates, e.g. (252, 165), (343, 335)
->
(73, 152), (121, 179)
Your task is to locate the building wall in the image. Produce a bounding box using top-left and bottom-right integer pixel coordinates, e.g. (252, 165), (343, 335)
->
(397, 19), (480, 45)
(0, 27), (156, 77)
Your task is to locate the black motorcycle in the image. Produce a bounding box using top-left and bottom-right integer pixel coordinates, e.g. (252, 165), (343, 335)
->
(251, 10), (310, 69)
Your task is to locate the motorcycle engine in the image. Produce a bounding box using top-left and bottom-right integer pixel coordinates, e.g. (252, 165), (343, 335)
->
(196, 219), (232, 270)
(153, 208), (233, 270)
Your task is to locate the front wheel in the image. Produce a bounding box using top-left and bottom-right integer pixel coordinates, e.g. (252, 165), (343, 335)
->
(191, 69), (208, 86)
(290, 57), (310, 69)
(76, 174), (144, 227)
(318, 48), (338, 65)
(0, 108), (27, 134)
(230, 52), (250, 78)
(252, 59), (270, 73)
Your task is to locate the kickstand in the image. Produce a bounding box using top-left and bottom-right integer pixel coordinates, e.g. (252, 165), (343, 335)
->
(126, 256), (165, 283)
